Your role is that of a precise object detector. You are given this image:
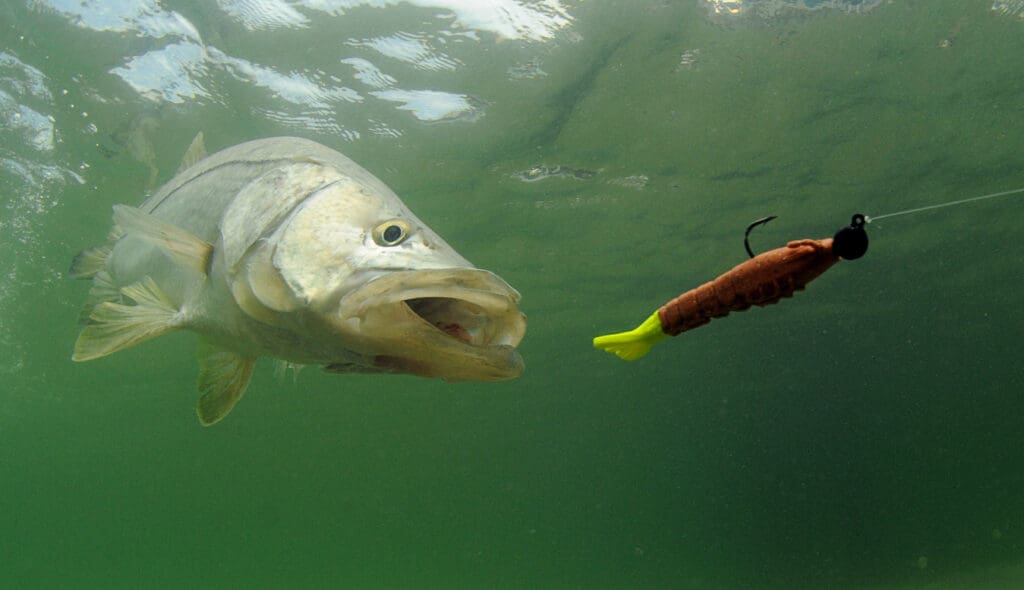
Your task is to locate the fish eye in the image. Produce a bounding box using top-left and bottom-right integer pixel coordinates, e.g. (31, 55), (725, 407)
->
(372, 220), (411, 246)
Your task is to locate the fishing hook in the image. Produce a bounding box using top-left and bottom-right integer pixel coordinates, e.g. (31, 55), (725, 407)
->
(744, 215), (777, 258)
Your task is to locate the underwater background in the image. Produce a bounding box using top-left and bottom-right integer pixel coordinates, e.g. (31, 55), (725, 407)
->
(3, 0), (1024, 588)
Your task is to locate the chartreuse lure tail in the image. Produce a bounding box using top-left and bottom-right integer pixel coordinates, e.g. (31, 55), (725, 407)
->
(592, 311), (669, 361)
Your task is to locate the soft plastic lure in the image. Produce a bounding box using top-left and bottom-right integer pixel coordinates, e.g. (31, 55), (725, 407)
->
(593, 214), (869, 361)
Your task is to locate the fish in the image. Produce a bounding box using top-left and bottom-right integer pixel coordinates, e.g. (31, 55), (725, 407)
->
(70, 135), (526, 425)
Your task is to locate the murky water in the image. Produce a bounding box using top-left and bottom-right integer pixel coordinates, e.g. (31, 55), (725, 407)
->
(3, 1), (1024, 588)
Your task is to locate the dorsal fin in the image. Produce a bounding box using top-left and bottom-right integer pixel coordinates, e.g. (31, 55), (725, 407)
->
(177, 132), (207, 173)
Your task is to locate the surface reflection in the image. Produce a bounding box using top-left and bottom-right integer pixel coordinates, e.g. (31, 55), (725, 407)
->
(30, 0), (574, 136)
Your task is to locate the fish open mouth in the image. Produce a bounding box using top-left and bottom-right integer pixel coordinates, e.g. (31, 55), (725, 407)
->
(405, 297), (520, 347)
(335, 268), (526, 380)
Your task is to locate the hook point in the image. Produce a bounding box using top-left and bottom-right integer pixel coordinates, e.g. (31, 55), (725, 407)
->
(744, 215), (777, 258)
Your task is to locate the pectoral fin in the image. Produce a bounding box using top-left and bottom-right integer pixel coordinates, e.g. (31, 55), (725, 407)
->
(196, 340), (256, 426)
(73, 276), (183, 361)
(113, 205), (213, 275)
(229, 241), (300, 324)
(244, 240), (301, 311)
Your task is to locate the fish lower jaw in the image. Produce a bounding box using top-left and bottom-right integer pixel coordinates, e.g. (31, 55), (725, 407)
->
(323, 341), (523, 381)
(322, 297), (525, 380)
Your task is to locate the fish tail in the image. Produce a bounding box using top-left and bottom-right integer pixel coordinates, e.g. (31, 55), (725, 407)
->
(592, 312), (668, 361)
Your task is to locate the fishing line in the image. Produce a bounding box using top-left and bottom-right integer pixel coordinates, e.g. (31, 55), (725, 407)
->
(866, 186), (1024, 222)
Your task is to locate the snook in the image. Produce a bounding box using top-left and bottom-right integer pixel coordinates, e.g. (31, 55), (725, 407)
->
(71, 136), (526, 425)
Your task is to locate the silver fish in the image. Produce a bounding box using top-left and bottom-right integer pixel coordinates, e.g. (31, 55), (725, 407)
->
(70, 135), (526, 425)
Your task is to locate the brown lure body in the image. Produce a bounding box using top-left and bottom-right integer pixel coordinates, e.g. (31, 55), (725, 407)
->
(657, 238), (839, 336)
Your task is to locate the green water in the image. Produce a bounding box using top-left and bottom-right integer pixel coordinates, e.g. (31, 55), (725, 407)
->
(2, 1), (1024, 588)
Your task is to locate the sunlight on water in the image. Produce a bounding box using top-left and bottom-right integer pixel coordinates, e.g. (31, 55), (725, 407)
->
(704, 0), (885, 16)
(30, 0), (573, 136)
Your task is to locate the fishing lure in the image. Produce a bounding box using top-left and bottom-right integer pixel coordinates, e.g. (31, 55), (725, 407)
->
(593, 214), (869, 361)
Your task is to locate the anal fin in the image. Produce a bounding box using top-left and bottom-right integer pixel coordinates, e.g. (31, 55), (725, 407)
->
(73, 276), (183, 361)
(196, 340), (256, 426)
